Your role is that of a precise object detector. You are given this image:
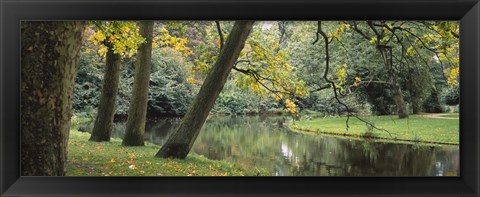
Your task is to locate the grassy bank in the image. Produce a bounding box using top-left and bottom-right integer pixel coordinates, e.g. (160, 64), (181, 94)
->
(442, 113), (460, 118)
(67, 129), (267, 176)
(289, 114), (459, 145)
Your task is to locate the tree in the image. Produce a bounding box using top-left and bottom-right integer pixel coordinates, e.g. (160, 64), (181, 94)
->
(352, 21), (409, 118)
(88, 21), (145, 142)
(146, 48), (196, 116)
(21, 21), (85, 175)
(156, 21), (254, 159)
(233, 22), (309, 115)
(122, 21), (154, 146)
(89, 40), (122, 141)
(377, 43), (408, 118)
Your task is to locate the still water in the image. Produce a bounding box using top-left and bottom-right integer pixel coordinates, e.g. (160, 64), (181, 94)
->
(96, 115), (459, 176)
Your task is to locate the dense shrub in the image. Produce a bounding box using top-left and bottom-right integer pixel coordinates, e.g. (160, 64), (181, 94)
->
(441, 86), (459, 106)
(72, 51), (103, 114)
(73, 47), (197, 117)
(422, 90), (444, 113)
(139, 47), (196, 116)
(212, 79), (280, 114)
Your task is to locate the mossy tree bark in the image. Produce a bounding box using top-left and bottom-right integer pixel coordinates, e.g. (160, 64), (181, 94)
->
(156, 21), (254, 159)
(122, 21), (154, 146)
(378, 45), (408, 119)
(21, 21), (84, 176)
(89, 40), (122, 142)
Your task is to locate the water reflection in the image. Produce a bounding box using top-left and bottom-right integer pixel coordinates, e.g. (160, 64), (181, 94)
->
(80, 115), (459, 176)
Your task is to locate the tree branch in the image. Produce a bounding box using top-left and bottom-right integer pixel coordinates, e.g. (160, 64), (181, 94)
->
(315, 21), (392, 136)
(215, 21), (224, 50)
(348, 21), (371, 40)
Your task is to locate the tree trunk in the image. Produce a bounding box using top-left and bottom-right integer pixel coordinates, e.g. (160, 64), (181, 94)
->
(122, 21), (154, 146)
(378, 46), (408, 119)
(89, 40), (122, 142)
(407, 68), (421, 114)
(21, 21), (84, 176)
(411, 99), (421, 114)
(156, 21), (254, 159)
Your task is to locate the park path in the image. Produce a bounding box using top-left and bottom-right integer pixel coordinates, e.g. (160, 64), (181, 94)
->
(420, 113), (458, 120)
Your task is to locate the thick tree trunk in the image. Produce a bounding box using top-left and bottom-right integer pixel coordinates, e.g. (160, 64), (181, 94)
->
(122, 21), (154, 146)
(89, 40), (122, 142)
(156, 21), (254, 159)
(411, 99), (421, 114)
(378, 46), (408, 119)
(21, 21), (84, 176)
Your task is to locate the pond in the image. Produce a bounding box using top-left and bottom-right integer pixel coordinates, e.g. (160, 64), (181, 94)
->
(83, 115), (460, 176)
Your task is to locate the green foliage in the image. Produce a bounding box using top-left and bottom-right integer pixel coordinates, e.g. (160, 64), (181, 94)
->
(336, 21), (457, 116)
(74, 47), (196, 117)
(147, 48), (196, 115)
(115, 47), (197, 116)
(441, 86), (459, 106)
(152, 25), (192, 56)
(285, 22), (389, 115)
(87, 21), (145, 57)
(212, 80), (280, 114)
(234, 22), (310, 114)
(73, 20), (460, 117)
(299, 91), (370, 116)
(187, 21), (222, 74)
(399, 64), (433, 114)
(72, 51), (103, 115)
(422, 90), (445, 113)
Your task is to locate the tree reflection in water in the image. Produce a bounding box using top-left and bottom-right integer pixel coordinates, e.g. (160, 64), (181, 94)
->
(80, 115), (459, 176)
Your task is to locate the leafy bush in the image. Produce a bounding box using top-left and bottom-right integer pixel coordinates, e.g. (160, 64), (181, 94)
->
(212, 79), (280, 114)
(441, 86), (459, 106)
(73, 47), (197, 117)
(146, 48), (196, 116)
(422, 90), (444, 113)
(73, 51), (103, 113)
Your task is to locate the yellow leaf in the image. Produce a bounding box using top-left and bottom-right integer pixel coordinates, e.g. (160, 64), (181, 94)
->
(285, 99), (297, 114)
(186, 77), (196, 84)
(354, 76), (361, 87)
(406, 47), (416, 57)
(447, 67), (460, 87)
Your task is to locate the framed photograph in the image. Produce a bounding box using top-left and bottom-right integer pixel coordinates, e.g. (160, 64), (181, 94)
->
(1, 0), (479, 196)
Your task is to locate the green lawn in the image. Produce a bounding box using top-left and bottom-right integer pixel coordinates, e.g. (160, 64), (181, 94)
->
(290, 114), (459, 145)
(442, 113), (460, 118)
(67, 130), (267, 176)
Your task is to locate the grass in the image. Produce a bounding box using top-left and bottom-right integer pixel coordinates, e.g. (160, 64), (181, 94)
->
(290, 114), (459, 145)
(67, 129), (268, 176)
(70, 115), (94, 130)
(442, 113), (459, 118)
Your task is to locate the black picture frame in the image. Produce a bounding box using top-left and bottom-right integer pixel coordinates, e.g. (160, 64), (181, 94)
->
(1, 0), (479, 196)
